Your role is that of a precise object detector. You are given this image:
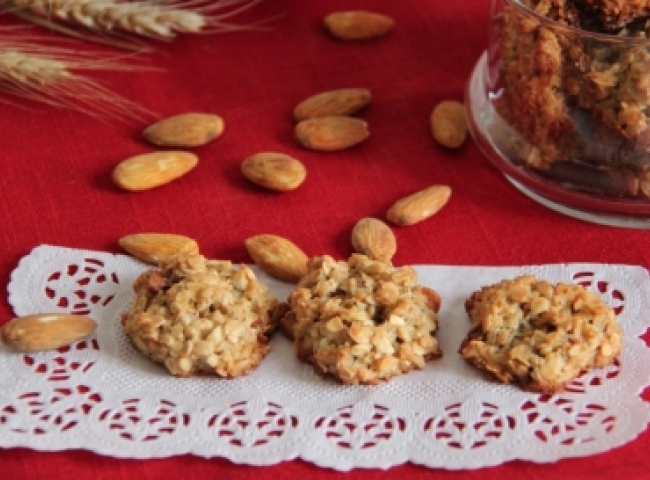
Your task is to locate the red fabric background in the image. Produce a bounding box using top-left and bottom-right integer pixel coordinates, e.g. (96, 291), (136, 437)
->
(1, 0), (649, 477)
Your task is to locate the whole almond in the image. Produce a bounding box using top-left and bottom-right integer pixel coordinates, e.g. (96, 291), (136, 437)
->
(293, 88), (371, 121)
(241, 152), (307, 191)
(295, 116), (369, 151)
(1, 314), (98, 352)
(324, 11), (394, 41)
(113, 151), (198, 191)
(119, 233), (199, 264)
(351, 217), (397, 263)
(143, 113), (224, 148)
(245, 234), (309, 283)
(430, 101), (468, 149)
(387, 185), (452, 225)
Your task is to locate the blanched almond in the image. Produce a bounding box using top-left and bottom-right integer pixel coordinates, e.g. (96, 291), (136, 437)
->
(295, 116), (369, 151)
(351, 217), (396, 263)
(1, 314), (97, 352)
(324, 11), (394, 41)
(387, 185), (451, 225)
(143, 113), (224, 147)
(245, 234), (309, 283)
(118, 233), (199, 264)
(241, 152), (306, 191)
(113, 151), (198, 191)
(293, 88), (371, 121)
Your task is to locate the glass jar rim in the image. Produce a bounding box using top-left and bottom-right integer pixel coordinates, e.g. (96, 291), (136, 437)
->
(508, 0), (650, 45)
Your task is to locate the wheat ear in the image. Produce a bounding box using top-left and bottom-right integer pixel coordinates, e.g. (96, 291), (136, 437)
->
(2, 0), (268, 42)
(0, 35), (154, 121)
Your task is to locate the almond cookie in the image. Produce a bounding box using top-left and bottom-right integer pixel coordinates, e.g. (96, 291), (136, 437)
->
(121, 253), (279, 377)
(283, 254), (442, 385)
(459, 274), (623, 393)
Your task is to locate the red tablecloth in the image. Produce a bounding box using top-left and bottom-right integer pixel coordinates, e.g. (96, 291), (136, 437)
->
(1, 0), (650, 478)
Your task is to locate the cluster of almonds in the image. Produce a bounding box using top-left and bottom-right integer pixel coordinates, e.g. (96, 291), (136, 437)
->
(323, 11), (469, 150)
(112, 112), (224, 191)
(1, 10), (470, 354)
(103, 11), (436, 286)
(293, 88), (370, 152)
(110, 10), (467, 191)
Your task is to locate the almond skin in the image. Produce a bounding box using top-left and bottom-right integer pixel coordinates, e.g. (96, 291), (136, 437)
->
(241, 152), (307, 191)
(113, 151), (198, 191)
(143, 113), (225, 148)
(430, 101), (467, 149)
(1, 314), (98, 352)
(387, 185), (452, 226)
(324, 11), (394, 41)
(245, 234), (309, 283)
(295, 116), (369, 151)
(351, 217), (396, 263)
(118, 233), (199, 264)
(293, 88), (371, 121)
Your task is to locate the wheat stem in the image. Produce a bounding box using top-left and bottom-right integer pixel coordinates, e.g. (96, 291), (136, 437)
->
(2, 0), (263, 40)
(9, 8), (152, 50)
(6, 0), (205, 37)
(0, 36), (154, 121)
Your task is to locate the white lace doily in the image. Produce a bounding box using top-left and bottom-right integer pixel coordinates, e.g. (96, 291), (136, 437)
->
(2, 245), (650, 470)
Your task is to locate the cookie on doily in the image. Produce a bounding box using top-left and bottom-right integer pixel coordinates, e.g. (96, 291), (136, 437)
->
(121, 253), (280, 377)
(281, 254), (442, 385)
(458, 274), (623, 393)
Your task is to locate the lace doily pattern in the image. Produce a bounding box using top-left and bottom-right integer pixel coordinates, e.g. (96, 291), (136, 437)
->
(2, 245), (649, 470)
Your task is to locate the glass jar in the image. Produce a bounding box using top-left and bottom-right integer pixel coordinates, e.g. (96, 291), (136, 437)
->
(466, 0), (650, 227)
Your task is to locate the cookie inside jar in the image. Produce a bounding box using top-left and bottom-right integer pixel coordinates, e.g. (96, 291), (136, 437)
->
(489, 0), (650, 201)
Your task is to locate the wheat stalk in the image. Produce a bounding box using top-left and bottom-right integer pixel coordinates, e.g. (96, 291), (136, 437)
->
(2, 0), (268, 48)
(0, 32), (154, 120)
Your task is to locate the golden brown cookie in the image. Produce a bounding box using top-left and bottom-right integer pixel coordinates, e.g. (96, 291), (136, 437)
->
(496, 1), (650, 198)
(459, 274), (623, 393)
(284, 254), (442, 385)
(576, 0), (650, 29)
(121, 253), (279, 377)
